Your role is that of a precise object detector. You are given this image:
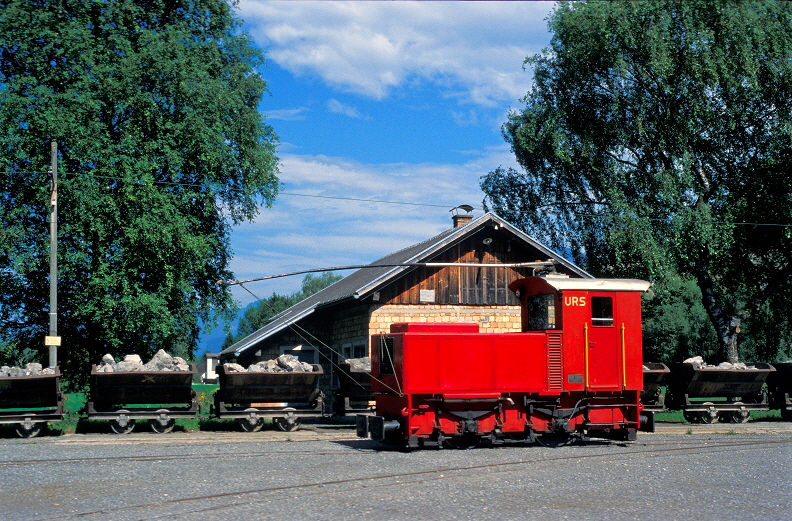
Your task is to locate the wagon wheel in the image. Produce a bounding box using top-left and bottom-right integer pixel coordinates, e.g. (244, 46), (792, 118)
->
(237, 418), (264, 432)
(698, 403), (718, 424)
(236, 409), (264, 433)
(726, 403), (750, 424)
(683, 410), (700, 424)
(15, 422), (43, 438)
(109, 410), (136, 434)
(149, 410), (175, 434)
(274, 417), (301, 432)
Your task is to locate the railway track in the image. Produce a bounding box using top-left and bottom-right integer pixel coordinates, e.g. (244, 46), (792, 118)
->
(13, 433), (790, 521)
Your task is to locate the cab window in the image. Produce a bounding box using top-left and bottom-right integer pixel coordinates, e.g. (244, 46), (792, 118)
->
(527, 294), (556, 330)
(591, 296), (613, 327)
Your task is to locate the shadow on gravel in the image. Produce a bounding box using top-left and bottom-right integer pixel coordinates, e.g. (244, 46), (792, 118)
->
(331, 434), (630, 452)
(0, 423), (63, 439)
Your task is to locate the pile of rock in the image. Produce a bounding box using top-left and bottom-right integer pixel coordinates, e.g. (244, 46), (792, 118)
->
(0, 363), (56, 377)
(94, 350), (191, 373)
(223, 354), (314, 373)
(683, 356), (755, 370)
(345, 357), (371, 372)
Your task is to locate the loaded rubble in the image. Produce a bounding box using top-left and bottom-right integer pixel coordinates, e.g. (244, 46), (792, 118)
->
(345, 357), (371, 372)
(0, 363), (56, 377)
(683, 356), (755, 370)
(94, 350), (191, 372)
(223, 354), (314, 373)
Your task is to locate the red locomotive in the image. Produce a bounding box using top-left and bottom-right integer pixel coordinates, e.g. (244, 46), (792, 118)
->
(356, 275), (653, 448)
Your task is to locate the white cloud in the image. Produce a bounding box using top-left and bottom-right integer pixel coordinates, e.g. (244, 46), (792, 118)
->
(227, 145), (522, 305)
(263, 106), (310, 121)
(327, 99), (369, 120)
(239, 0), (555, 105)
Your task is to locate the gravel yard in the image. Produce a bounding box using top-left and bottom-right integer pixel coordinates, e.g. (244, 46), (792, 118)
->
(0, 424), (790, 521)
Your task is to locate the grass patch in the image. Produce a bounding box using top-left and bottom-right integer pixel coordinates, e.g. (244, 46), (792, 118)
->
(655, 410), (685, 423)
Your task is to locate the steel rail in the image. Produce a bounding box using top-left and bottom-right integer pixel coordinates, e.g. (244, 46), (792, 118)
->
(30, 436), (791, 521)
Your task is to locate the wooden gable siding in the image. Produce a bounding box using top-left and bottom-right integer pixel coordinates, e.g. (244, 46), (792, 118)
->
(378, 231), (546, 306)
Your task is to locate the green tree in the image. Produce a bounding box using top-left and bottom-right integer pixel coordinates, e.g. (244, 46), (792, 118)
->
(642, 276), (718, 364)
(221, 272), (343, 349)
(0, 0), (279, 388)
(481, 0), (792, 363)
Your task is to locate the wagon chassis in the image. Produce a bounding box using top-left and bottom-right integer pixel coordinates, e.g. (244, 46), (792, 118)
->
(0, 369), (65, 437)
(675, 393), (770, 424)
(213, 396), (325, 432)
(0, 398), (65, 437)
(86, 396), (199, 434)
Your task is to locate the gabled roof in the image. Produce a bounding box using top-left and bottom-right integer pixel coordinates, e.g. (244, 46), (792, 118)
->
(219, 212), (591, 358)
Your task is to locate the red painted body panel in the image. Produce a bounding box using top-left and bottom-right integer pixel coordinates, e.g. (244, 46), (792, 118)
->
(367, 276), (649, 447)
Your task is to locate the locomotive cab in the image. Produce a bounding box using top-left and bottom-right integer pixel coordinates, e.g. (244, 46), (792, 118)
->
(509, 275), (650, 394)
(358, 274), (651, 449)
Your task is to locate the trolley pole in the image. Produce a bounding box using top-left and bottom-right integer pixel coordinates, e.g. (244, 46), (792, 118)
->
(47, 141), (58, 368)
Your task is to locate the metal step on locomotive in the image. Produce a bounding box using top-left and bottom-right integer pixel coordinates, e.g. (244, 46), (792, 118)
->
(356, 274), (654, 449)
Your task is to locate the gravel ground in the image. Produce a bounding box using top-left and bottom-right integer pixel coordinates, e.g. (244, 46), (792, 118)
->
(0, 425), (790, 521)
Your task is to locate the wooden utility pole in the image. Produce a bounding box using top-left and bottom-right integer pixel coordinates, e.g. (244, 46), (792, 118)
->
(47, 141), (59, 367)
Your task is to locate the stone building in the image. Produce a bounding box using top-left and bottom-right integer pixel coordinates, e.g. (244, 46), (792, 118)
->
(218, 212), (591, 409)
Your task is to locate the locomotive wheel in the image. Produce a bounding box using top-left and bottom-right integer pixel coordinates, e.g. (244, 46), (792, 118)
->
(236, 417), (264, 432)
(274, 417), (300, 432)
(443, 435), (478, 450)
(15, 422), (43, 438)
(698, 403), (718, 424)
(109, 410), (135, 434)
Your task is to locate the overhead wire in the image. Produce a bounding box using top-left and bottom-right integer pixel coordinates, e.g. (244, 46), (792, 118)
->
(5, 170), (792, 227)
(235, 281), (404, 397)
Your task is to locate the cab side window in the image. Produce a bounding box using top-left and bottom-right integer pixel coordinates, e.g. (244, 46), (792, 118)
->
(591, 296), (613, 327)
(527, 294), (556, 330)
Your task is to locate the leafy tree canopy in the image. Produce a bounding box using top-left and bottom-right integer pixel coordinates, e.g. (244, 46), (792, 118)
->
(481, 0), (792, 363)
(0, 0), (279, 388)
(221, 272), (343, 349)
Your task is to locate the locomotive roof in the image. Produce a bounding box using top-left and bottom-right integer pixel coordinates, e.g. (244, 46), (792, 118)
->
(218, 212), (592, 359)
(527, 276), (652, 293)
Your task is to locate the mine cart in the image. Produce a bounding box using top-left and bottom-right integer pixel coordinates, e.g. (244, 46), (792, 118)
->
(0, 368), (64, 437)
(333, 361), (374, 416)
(87, 365), (198, 434)
(641, 363), (670, 412)
(214, 364), (324, 432)
(665, 362), (775, 424)
(766, 362), (792, 421)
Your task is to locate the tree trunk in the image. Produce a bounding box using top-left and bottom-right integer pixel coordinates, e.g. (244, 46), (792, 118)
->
(695, 258), (740, 363)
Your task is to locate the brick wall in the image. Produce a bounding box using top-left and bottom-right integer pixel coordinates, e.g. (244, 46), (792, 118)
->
(368, 303), (523, 336)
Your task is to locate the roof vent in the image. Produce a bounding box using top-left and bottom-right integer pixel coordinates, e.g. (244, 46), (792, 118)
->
(450, 204), (474, 228)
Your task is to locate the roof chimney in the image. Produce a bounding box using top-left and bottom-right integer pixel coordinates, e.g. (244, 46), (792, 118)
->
(452, 213), (473, 228)
(450, 204), (474, 228)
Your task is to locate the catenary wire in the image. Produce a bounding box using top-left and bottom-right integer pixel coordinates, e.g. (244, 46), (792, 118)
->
(4, 170), (791, 227)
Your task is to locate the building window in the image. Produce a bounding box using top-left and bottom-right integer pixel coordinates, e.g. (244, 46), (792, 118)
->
(342, 342), (367, 360)
(280, 345), (316, 364)
(591, 297), (614, 327)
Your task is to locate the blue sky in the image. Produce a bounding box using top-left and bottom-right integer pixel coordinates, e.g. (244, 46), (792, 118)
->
(216, 1), (557, 320)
